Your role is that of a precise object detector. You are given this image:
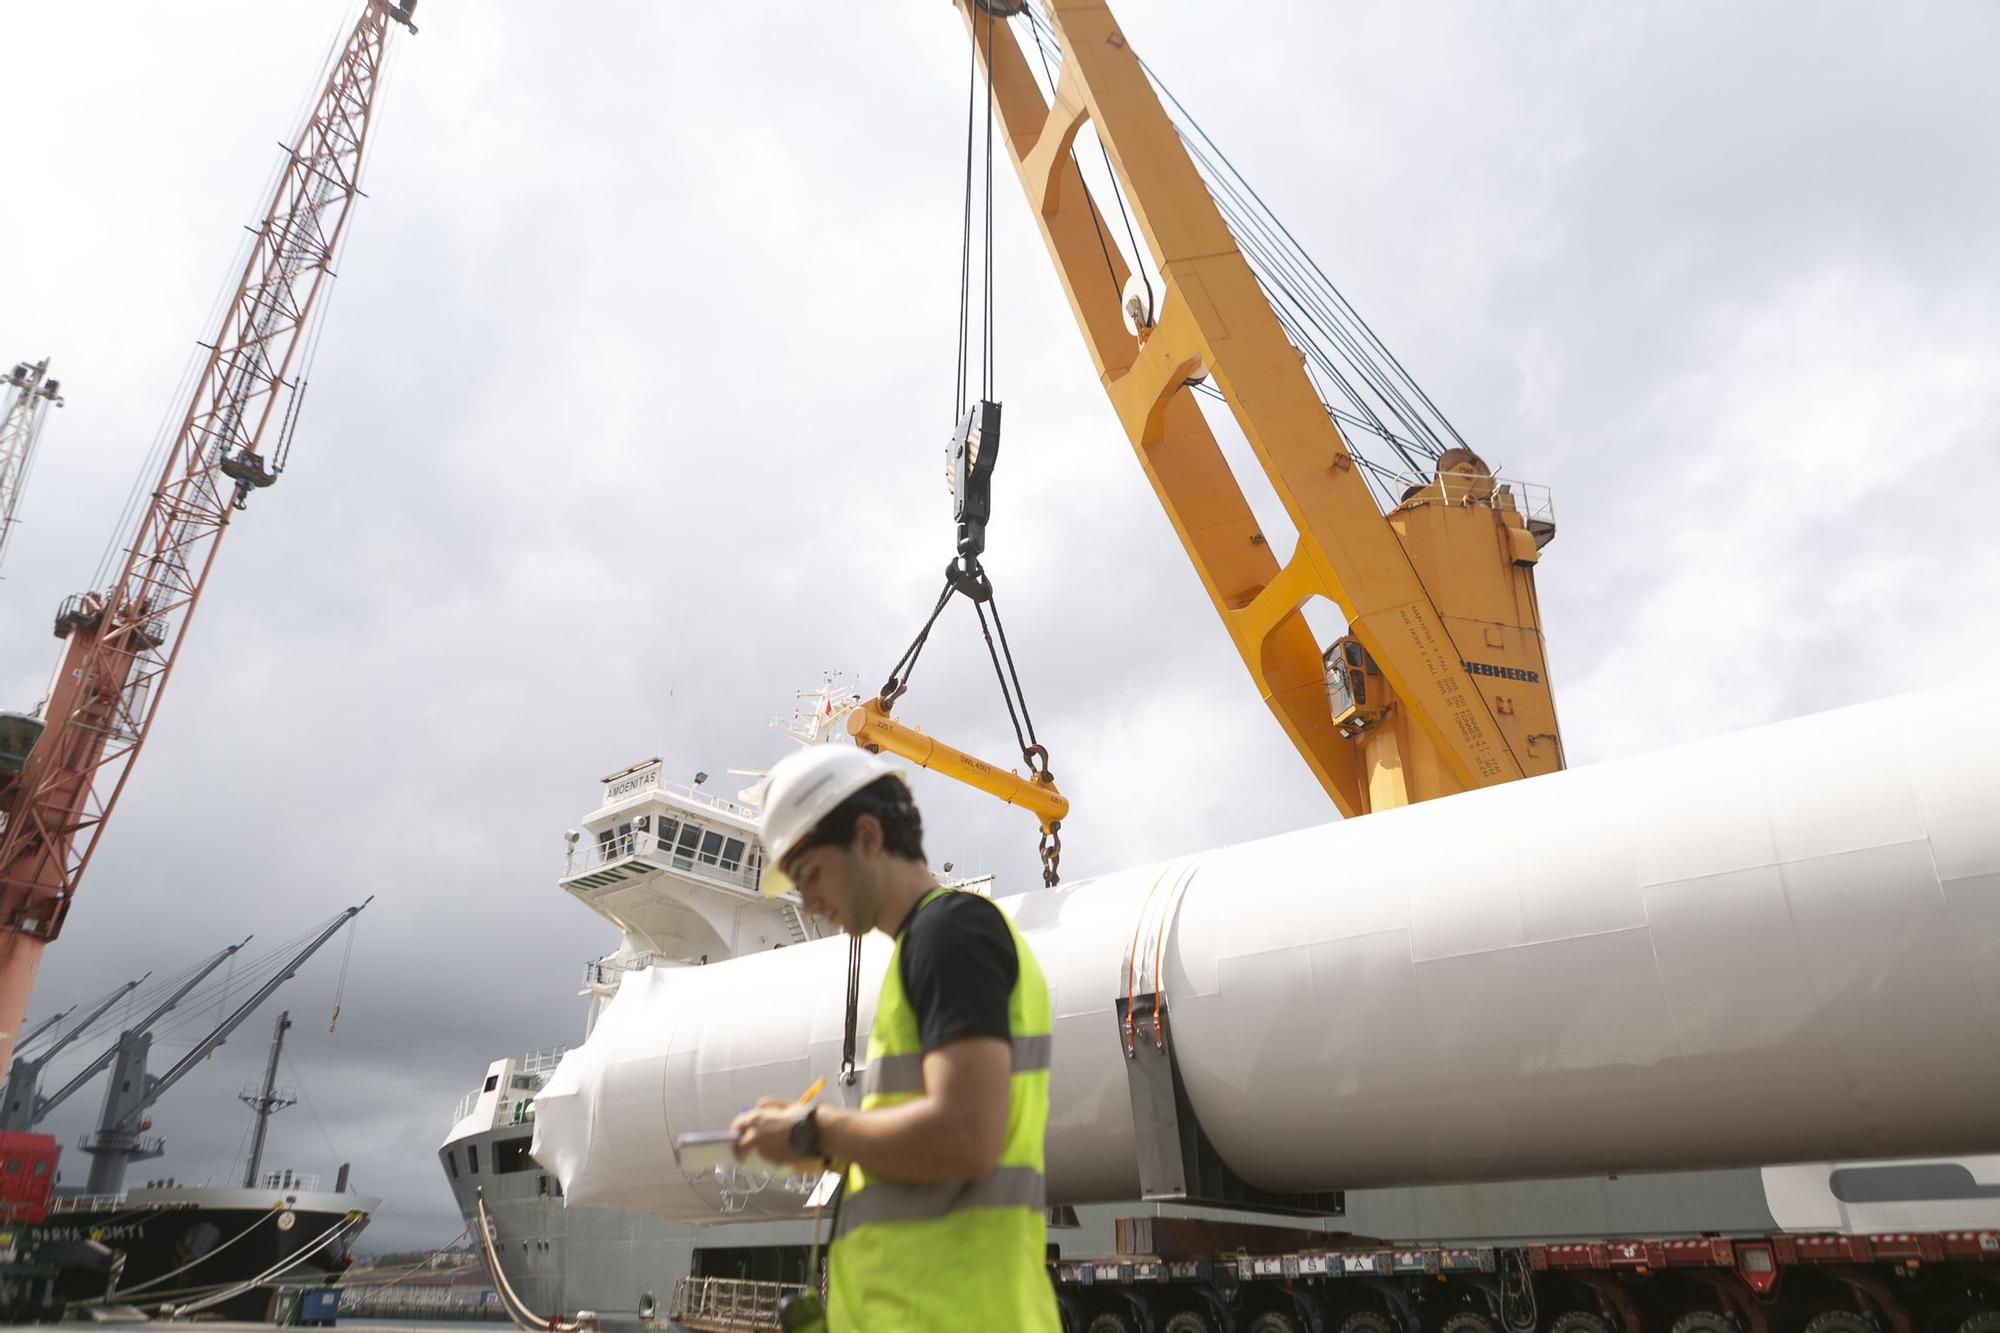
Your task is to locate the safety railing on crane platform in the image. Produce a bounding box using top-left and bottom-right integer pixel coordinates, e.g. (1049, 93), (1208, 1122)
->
(668, 1276), (806, 1332)
(1390, 472), (1556, 541)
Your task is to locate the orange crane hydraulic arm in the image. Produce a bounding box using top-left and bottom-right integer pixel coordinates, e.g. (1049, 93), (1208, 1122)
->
(0, 0), (416, 1070)
(954, 0), (1563, 817)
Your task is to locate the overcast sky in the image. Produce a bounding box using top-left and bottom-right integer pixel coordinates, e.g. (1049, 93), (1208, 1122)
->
(0, 0), (1994, 1253)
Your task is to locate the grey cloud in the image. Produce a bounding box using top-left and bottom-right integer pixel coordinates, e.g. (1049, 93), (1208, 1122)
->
(1, 0), (1994, 1250)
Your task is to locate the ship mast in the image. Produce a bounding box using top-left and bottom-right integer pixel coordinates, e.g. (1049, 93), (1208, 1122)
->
(239, 1010), (297, 1190)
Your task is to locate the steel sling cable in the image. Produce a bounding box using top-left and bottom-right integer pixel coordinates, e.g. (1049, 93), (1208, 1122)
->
(875, 1), (1066, 888)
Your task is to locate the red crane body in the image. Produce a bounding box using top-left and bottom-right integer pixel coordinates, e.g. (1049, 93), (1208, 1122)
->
(0, 0), (416, 1069)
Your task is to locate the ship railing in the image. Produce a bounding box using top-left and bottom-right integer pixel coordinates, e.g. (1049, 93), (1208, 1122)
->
(518, 1045), (567, 1078)
(650, 776), (759, 820)
(562, 830), (759, 893)
(48, 1193), (125, 1214)
(452, 1089), (480, 1125)
(668, 1276), (805, 1332)
(583, 953), (654, 990)
(255, 1171), (320, 1191)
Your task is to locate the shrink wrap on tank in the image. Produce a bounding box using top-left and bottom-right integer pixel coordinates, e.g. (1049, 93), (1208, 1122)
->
(534, 683), (2000, 1223)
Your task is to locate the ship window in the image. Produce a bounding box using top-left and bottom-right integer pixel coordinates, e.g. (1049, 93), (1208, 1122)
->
(467, 1144), (480, 1174)
(32, 1161), (47, 1177)
(494, 1138), (535, 1175)
(597, 828), (616, 855)
(720, 837), (746, 871)
(699, 830), (725, 865)
(675, 823), (702, 857)
(512, 1074), (536, 1090)
(4, 1160), (17, 1174)
(655, 816), (679, 850)
(483, 1074), (499, 1093)
(445, 1151), (458, 1180)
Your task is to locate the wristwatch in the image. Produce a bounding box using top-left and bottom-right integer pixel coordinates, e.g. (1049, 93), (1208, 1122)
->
(786, 1105), (822, 1163)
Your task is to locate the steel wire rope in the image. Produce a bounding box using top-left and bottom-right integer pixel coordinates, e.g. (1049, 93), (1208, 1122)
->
(327, 912), (356, 1031)
(1022, 2), (1448, 491)
(1025, 3), (1153, 325)
(1022, 6), (1136, 312)
(283, 1049), (347, 1167)
(330, 1225), (470, 1293)
(143, 915), (342, 1048)
(158, 1210), (365, 1315)
(1030, 0), (1459, 462)
(80, 1209), (279, 1304)
(146, 932), (310, 1043)
(982, 0), (998, 400)
(1142, 53), (1473, 455)
(216, 1108), (258, 1187)
(954, 34), (978, 419)
(92, 0), (390, 590)
(1182, 131), (1441, 468)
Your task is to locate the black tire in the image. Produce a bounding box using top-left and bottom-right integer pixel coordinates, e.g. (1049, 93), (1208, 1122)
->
(1548, 1313), (1616, 1333)
(1437, 1314), (1499, 1333)
(1163, 1312), (1219, 1333)
(1958, 1315), (2000, 1333)
(1087, 1313), (1138, 1333)
(1668, 1313), (1737, 1333)
(1336, 1311), (1396, 1333)
(1802, 1314), (1875, 1333)
(1245, 1311), (1306, 1333)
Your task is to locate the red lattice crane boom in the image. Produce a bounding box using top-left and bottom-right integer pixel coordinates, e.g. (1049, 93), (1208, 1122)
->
(0, 0), (417, 1069)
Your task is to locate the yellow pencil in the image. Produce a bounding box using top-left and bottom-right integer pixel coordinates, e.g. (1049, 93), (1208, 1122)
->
(797, 1076), (826, 1107)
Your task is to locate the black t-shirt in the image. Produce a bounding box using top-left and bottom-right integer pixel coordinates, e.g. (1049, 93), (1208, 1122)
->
(897, 891), (1018, 1052)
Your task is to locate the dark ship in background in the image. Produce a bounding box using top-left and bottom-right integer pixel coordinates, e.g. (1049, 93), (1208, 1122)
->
(0, 906), (376, 1321)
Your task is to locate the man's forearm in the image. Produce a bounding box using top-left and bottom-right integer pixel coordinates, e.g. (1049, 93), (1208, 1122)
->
(816, 1099), (998, 1183)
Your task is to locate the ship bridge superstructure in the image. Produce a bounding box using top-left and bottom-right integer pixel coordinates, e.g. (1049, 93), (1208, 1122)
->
(560, 758), (832, 1007)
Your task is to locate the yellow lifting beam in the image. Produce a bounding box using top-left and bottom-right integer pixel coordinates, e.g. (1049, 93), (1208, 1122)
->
(954, 0), (1564, 816)
(846, 698), (1070, 834)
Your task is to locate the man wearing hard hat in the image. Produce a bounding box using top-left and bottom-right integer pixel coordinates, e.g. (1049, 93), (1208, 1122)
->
(731, 744), (1060, 1333)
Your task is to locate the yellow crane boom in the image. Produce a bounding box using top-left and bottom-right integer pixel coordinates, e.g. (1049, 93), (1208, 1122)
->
(955, 0), (1564, 816)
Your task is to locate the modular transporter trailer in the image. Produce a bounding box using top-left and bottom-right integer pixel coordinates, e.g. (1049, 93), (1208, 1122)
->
(668, 1216), (2000, 1333)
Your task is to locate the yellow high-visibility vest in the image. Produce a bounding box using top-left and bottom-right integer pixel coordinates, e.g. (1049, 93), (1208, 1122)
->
(827, 887), (1059, 1332)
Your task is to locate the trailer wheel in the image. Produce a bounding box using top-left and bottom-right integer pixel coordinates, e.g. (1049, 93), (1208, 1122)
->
(1549, 1313), (1615, 1333)
(1335, 1311), (1395, 1333)
(1245, 1311), (1306, 1333)
(1667, 1313), (1738, 1333)
(1163, 1312), (1219, 1333)
(1802, 1314), (1875, 1333)
(1956, 1314), (2000, 1333)
(1087, 1313), (1140, 1333)
(1436, 1314), (1499, 1333)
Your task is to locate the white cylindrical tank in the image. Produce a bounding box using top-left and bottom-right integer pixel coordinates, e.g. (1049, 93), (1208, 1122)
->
(532, 683), (2000, 1223)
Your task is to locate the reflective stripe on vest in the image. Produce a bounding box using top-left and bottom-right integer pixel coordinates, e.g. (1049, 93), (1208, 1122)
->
(828, 887), (1059, 1332)
(859, 1034), (1053, 1099)
(834, 1162), (1046, 1238)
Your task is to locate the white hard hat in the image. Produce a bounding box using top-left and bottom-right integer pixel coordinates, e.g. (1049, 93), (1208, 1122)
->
(756, 744), (900, 896)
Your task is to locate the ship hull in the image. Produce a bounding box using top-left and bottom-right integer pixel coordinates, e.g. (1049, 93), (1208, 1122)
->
(30, 1186), (375, 1320)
